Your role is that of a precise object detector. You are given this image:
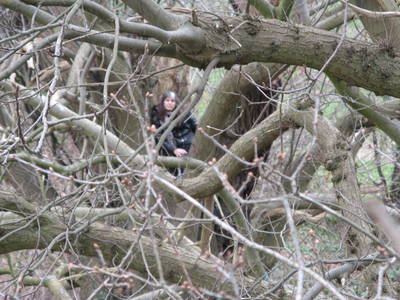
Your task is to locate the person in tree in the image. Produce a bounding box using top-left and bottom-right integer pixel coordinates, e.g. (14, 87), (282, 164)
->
(150, 91), (197, 159)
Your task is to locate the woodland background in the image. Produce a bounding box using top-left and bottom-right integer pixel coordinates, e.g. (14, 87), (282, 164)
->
(0, 0), (400, 299)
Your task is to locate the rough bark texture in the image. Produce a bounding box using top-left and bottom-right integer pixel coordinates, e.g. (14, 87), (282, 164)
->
(0, 212), (273, 297)
(354, 0), (400, 50)
(287, 108), (373, 259)
(181, 104), (292, 198)
(180, 16), (400, 97)
(1, 0), (399, 298)
(3, 1), (400, 98)
(193, 63), (283, 162)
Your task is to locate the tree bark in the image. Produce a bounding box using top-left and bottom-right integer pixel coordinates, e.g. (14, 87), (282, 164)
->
(0, 211), (274, 297)
(2, 0), (400, 98)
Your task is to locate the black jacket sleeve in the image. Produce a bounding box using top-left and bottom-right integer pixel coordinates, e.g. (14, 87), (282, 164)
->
(162, 132), (177, 153)
(187, 114), (197, 133)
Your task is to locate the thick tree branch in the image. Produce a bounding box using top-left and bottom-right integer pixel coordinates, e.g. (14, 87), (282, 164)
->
(316, 7), (356, 30)
(353, 0), (400, 50)
(287, 107), (376, 258)
(294, 0), (311, 24)
(0, 212), (273, 296)
(281, 91), (396, 194)
(0, 32), (60, 81)
(0, 267), (72, 300)
(276, 0), (296, 20)
(4, 151), (206, 178)
(0, 81), (144, 165)
(21, 0), (200, 45)
(344, 0), (400, 18)
(217, 188), (266, 276)
(3, 1), (400, 97)
(121, 0), (185, 30)
(180, 99), (310, 198)
(155, 175), (347, 300)
(192, 62), (283, 161)
(0, 0), (179, 63)
(331, 77), (400, 146)
(249, 0), (275, 18)
(303, 258), (376, 300)
(0, 190), (199, 252)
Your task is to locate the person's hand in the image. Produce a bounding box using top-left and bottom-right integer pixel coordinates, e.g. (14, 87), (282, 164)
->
(174, 148), (187, 157)
(148, 124), (157, 133)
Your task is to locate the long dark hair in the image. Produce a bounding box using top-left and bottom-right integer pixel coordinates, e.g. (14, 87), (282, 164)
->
(155, 91), (178, 120)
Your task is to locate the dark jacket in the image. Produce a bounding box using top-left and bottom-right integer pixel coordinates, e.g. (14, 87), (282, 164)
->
(150, 107), (197, 155)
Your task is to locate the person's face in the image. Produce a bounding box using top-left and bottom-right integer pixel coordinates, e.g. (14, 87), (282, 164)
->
(163, 96), (176, 111)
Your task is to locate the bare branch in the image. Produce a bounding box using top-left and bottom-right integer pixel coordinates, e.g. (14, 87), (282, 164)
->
(4, 0), (400, 98)
(339, 0), (400, 18)
(121, 0), (185, 30)
(0, 267), (72, 300)
(21, 0), (197, 44)
(155, 174), (347, 300)
(331, 76), (400, 146)
(0, 211), (272, 296)
(303, 258), (378, 300)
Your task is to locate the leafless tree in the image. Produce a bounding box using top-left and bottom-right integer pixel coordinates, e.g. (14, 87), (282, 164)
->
(0, 0), (400, 299)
